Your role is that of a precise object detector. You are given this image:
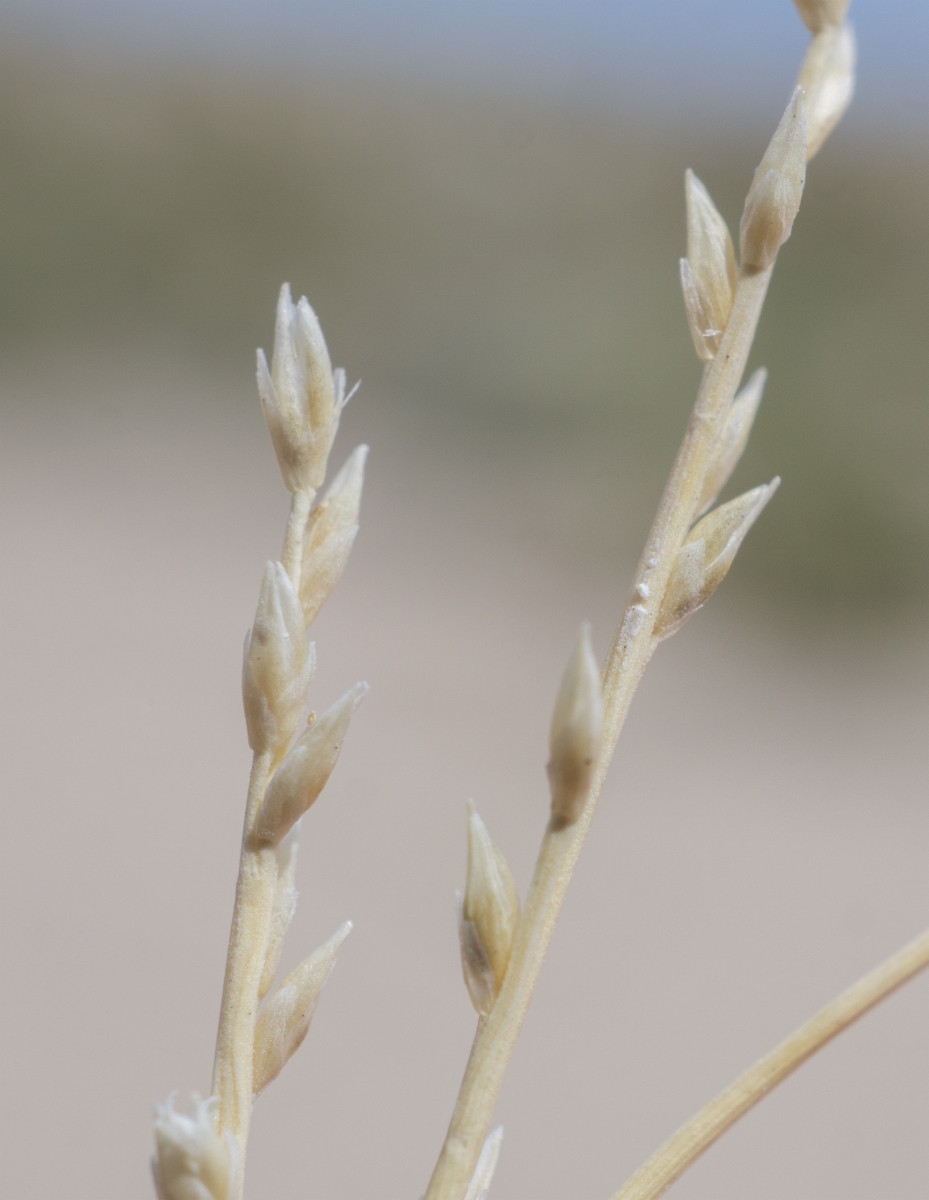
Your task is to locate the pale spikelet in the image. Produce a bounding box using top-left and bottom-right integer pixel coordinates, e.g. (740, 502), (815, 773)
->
(253, 922), (352, 1096)
(547, 624), (604, 826)
(697, 368), (767, 517)
(798, 24), (856, 160)
(793, 0), (850, 34)
(258, 826), (300, 1000)
(300, 444), (369, 626)
(680, 170), (737, 361)
(740, 89), (807, 272)
(679, 261), (717, 365)
(655, 480), (780, 639)
(458, 804), (519, 1014)
(257, 284), (351, 492)
(458, 894), (496, 1017)
(464, 1127), (504, 1200)
(242, 562), (315, 757)
(152, 1094), (233, 1200)
(254, 682), (368, 846)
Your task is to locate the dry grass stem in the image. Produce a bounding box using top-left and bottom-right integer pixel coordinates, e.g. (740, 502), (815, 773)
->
(150, 3), (919, 1198)
(610, 928), (929, 1200)
(153, 286), (368, 1200)
(423, 7), (868, 1197)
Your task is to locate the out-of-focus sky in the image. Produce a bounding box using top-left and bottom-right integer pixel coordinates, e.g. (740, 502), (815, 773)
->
(3, 0), (927, 130)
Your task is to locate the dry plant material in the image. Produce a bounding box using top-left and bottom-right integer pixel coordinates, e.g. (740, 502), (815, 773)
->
(610, 928), (929, 1200)
(547, 623), (605, 826)
(153, 3), (926, 1199)
(152, 286), (368, 1200)
(459, 803), (521, 1016)
(679, 169), (737, 361)
(422, 5), (923, 1199)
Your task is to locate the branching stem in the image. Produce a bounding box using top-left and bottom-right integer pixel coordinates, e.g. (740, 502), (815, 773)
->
(424, 272), (773, 1200)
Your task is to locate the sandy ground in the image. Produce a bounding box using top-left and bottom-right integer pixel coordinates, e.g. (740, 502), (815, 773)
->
(1, 352), (927, 1200)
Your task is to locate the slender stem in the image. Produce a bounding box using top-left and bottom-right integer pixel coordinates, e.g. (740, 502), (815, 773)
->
(610, 928), (929, 1200)
(212, 490), (311, 1199)
(211, 752), (275, 1198)
(424, 269), (773, 1200)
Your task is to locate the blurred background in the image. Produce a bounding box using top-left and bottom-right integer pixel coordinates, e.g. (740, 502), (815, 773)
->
(1, 2), (927, 1198)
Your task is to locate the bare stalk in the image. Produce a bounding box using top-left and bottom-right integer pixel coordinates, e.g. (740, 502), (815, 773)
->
(610, 928), (929, 1200)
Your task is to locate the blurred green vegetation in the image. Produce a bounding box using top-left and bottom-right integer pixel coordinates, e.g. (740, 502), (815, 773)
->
(1, 46), (926, 613)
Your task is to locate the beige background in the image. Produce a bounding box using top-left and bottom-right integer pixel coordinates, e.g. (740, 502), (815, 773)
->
(1, 38), (928, 1200)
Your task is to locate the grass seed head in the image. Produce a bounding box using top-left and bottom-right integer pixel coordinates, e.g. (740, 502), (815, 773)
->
(257, 285), (348, 492)
(255, 681), (368, 846)
(242, 562), (315, 756)
(547, 624), (604, 826)
(299, 444), (369, 626)
(252, 922), (352, 1096)
(152, 1094), (233, 1200)
(258, 827), (301, 1000)
(799, 24), (856, 159)
(656, 479), (780, 639)
(458, 897), (497, 1017)
(793, 0), (851, 34)
(697, 367), (767, 516)
(460, 804), (520, 1013)
(740, 89), (807, 272)
(681, 170), (737, 361)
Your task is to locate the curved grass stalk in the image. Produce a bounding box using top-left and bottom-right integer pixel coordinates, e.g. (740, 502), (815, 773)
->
(610, 928), (929, 1200)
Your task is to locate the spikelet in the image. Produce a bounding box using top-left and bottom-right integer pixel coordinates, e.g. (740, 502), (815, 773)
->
(255, 682), (368, 846)
(798, 24), (856, 160)
(740, 89), (807, 273)
(680, 171), (738, 361)
(253, 922), (352, 1096)
(241, 562), (315, 757)
(257, 285), (353, 493)
(458, 805), (520, 1015)
(258, 826), (300, 1000)
(655, 480), (780, 639)
(300, 444), (369, 627)
(152, 1094), (233, 1200)
(547, 625), (604, 826)
(458, 896), (496, 1017)
(696, 368), (767, 517)
(793, 0), (850, 34)
(463, 1127), (504, 1200)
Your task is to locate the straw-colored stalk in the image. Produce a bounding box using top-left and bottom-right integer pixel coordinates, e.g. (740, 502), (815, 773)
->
(151, 4), (925, 1199)
(152, 287), (368, 1200)
(611, 929), (929, 1200)
(422, 6), (921, 1199)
